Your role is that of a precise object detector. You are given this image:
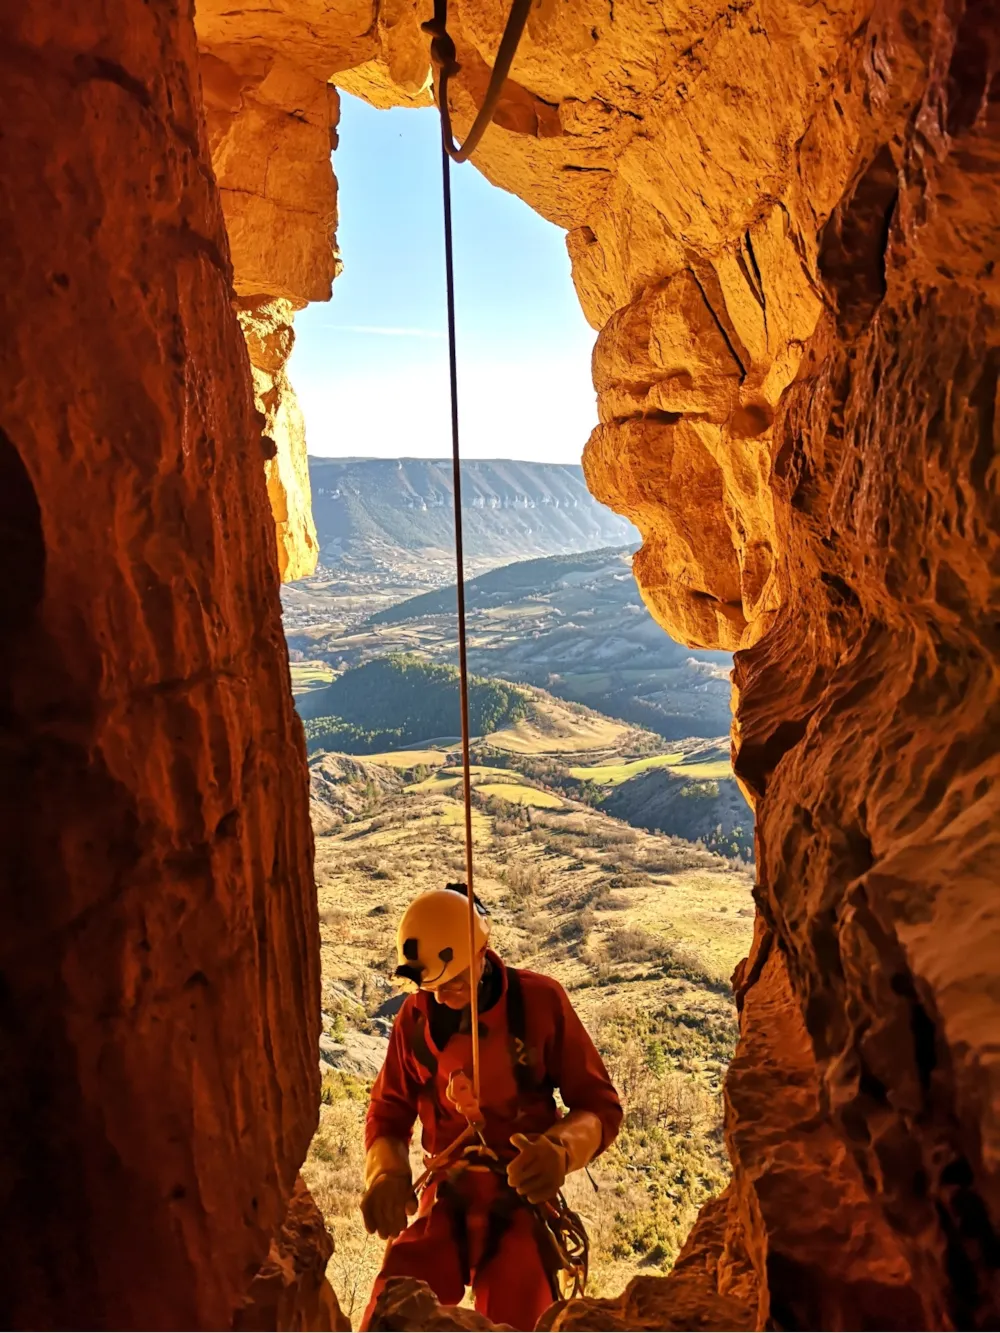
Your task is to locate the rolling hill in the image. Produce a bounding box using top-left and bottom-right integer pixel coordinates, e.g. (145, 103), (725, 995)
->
(288, 547), (733, 741)
(299, 654), (530, 753)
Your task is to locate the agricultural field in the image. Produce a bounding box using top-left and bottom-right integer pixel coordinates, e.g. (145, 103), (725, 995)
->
(301, 739), (755, 1323)
(569, 742), (733, 786)
(290, 661), (337, 691)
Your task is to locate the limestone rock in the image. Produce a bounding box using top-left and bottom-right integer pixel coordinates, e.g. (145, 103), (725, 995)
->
(238, 298), (319, 582)
(200, 51), (340, 305)
(367, 1278), (513, 1331)
(0, 0), (320, 1327)
(236, 1176), (350, 1331)
(726, 921), (925, 1329)
(538, 1190), (756, 1331)
(319, 1029), (390, 1078)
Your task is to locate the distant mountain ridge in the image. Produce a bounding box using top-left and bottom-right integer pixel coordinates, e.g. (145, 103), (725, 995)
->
(308, 456), (638, 576)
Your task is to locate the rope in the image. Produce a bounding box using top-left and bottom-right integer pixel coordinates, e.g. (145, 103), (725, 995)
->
(431, 0), (531, 1118)
(439, 138), (482, 1106)
(422, 0), (533, 163)
(433, 149), (591, 1300)
(427, 9), (590, 1300)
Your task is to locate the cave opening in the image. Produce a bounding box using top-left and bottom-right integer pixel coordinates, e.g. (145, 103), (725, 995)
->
(278, 87), (755, 1323)
(3, 0), (999, 1329)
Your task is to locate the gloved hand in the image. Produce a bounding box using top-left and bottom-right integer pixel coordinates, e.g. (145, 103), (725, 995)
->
(360, 1170), (418, 1240)
(507, 1132), (570, 1204)
(361, 1138), (418, 1240)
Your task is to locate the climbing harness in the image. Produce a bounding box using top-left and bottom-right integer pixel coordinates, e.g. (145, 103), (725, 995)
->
(381, 0), (593, 1301)
(399, 962), (593, 1297)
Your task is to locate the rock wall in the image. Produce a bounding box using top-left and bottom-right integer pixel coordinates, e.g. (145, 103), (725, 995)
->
(731, 1), (1000, 1319)
(197, 34), (341, 580)
(0, 0), (321, 1326)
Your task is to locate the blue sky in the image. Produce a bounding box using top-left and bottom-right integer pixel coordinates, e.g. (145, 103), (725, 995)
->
(289, 93), (598, 463)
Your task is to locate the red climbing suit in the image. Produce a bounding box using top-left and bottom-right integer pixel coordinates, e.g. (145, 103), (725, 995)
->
(361, 951), (623, 1330)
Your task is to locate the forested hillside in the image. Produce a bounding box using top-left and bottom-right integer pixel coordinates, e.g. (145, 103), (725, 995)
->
(301, 655), (529, 753)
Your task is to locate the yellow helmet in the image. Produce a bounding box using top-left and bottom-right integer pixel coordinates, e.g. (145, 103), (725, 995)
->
(395, 885), (489, 990)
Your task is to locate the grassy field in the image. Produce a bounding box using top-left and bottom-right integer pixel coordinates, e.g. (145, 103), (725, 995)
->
(363, 748), (457, 767)
(291, 662), (337, 689)
(302, 757), (753, 1325)
(569, 747), (732, 786)
(404, 774), (462, 794)
(442, 765), (525, 780)
(670, 759), (732, 778)
(488, 706), (632, 754)
(476, 782), (565, 808)
(569, 752), (687, 784)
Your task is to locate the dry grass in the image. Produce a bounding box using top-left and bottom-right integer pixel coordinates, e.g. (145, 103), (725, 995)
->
(477, 782), (564, 809)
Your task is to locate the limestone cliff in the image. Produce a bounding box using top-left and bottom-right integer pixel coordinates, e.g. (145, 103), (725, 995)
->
(198, 36), (337, 581)
(1, 0), (321, 1326)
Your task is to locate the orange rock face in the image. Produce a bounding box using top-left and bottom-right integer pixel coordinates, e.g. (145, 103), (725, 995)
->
(0, 0), (319, 1327)
(235, 1176), (351, 1331)
(731, 8), (1000, 1319)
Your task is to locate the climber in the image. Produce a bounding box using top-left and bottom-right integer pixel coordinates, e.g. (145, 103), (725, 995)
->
(359, 884), (622, 1331)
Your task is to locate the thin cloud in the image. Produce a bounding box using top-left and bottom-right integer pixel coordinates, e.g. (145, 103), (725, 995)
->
(320, 323), (445, 339)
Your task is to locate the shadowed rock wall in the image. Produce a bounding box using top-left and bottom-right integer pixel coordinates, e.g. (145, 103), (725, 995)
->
(0, 0), (321, 1326)
(732, 0), (1000, 1319)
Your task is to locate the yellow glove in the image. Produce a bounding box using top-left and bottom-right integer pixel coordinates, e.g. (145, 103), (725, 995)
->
(507, 1133), (570, 1204)
(361, 1138), (418, 1240)
(361, 1171), (418, 1239)
(508, 1111), (603, 1205)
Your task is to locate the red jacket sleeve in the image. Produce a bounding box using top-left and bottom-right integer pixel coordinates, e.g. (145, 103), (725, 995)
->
(365, 1001), (421, 1151)
(541, 979), (623, 1155)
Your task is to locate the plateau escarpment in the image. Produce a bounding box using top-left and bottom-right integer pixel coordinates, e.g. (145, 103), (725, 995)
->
(308, 457), (638, 577)
(2, 0), (998, 1329)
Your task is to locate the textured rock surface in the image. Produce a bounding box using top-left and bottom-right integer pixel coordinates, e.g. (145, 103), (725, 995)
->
(726, 921), (924, 1328)
(368, 1278), (513, 1331)
(537, 1189), (756, 1331)
(730, 2), (1000, 1319)
(0, 0), (320, 1327)
(235, 1176), (350, 1331)
(197, 29), (339, 582)
(238, 297), (319, 582)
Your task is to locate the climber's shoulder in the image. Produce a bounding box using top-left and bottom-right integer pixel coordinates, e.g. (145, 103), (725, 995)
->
(507, 965), (571, 1012)
(392, 989), (430, 1030)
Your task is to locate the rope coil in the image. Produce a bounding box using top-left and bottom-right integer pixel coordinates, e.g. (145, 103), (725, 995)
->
(422, 0), (534, 163)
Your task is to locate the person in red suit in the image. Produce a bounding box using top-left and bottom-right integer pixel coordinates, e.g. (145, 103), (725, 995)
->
(359, 884), (623, 1331)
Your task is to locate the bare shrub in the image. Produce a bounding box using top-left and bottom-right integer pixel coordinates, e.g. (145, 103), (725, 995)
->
(357, 857), (393, 881)
(591, 888), (633, 911)
(503, 862), (541, 902)
(548, 905), (595, 947)
(320, 907), (352, 942)
(608, 871), (651, 889)
(604, 926), (663, 963)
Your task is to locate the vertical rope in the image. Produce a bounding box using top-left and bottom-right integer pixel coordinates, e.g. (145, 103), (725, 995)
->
(440, 140), (481, 1104)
